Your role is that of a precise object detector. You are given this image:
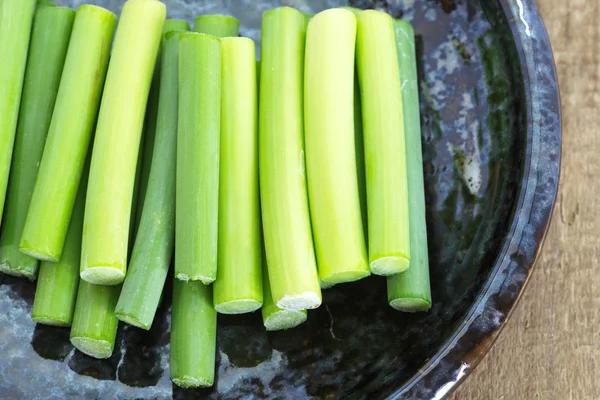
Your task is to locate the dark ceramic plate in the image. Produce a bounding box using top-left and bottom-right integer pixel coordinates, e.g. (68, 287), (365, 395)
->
(0, 0), (560, 399)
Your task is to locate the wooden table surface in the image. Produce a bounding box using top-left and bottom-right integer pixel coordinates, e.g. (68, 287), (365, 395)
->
(451, 1), (598, 399)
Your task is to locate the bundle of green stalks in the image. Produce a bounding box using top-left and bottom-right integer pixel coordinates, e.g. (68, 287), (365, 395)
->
(2, 1), (432, 390)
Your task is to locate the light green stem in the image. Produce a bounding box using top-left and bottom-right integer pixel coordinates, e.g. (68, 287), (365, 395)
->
(32, 158), (89, 326)
(262, 262), (307, 331)
(0, 7), (74, 280)
(356, 10), (410, 276)
(213, 37), (262, 313)
(81, 0), (166, 285)
(0, 0), (37, 228)
(175, 33), (221, 283)
(115, 30), (183, 330)
(70, 280), (120, 359)
(304, 9), (369, 285)
(193, 15), (239, 37)
(259, 7), (321, 310)
(387, 20), (432, 312)
(170, 280), (217, 388)
(20, 5), (116, 263)
(134, 19), (190, 232)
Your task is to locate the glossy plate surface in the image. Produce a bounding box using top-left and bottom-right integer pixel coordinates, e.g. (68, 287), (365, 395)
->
(0, 0), (560, 399)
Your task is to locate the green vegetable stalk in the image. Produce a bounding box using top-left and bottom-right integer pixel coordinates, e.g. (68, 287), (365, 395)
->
(70, 281), (120, 359)
(81, 0), (166, 285)
(170, 280), (217, 388)
(175, 32), (221, 283)
(134, 19), (190, 232)
(32, 158), (89, 326)
(0, 7), (74, 280)
(304, 9), (369, 285)
(20, 5), (116, 262)
(387, 20), (432, 312)
(213, 37), (262, 313)
(115, 30), (184, 330)
(262, 262), (307, 331)
(193, 15), (239, 37)
(259, 7), (322, 310)
(356, 10), (411, 276)
(0, 0), (37, 227)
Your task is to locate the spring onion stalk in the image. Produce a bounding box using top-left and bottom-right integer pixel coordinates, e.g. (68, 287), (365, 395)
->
(259, 7), (321, 310)
(165, 18), (190, 32)
(340, 7), (368, 242)
(134, 19), (190, 231)
(262, 262), (307, 331)
(0, 0), (37, 228)
(213, 37), (262, 313)
(32, 159), (89, 326)
(304, 9), (369, 285)
(20, 5), (116, 262)
(170, 279), (217, 388)
(387, 20), (432, 312)
(175, 33), (221, 283)
(304, 13), (314, 23)
(36, 0), (56, 9)
(341, 0), (368, 241)
(81, 0), (165, 285)
(70, 281), (120, 359)
(193, 15), (239, 37)
(115, 30), (183, 330)
(0, 7), (74, 280)
(356, 10), (410, 276)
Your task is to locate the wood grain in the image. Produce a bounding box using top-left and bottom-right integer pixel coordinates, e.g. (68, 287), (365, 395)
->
(450, 1), (599, 399)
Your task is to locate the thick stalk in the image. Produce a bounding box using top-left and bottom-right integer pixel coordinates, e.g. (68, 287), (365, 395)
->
(70, 281), (120, 359)
(214, 37), (262, 314)
(81, 0), (166, 285)
(0, 0), (37, 227)
(0, 7), (74, 280)
(304, 9), (369, 285)
(262, 262), (307, 331)
(193, 15), (239, 37)
(32, 158), (89, 326)
(115, 30), (183, 329)
(170, 280), (217, 388)
(387, 20), (432, 312)
(356, 10), (411, 275)
(259, 7), (321, 310)
(175, 33), (221, 283)
(20, 5), (116, 262)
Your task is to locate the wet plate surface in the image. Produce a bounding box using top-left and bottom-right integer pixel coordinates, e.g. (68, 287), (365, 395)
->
(0, 0), (560, 399)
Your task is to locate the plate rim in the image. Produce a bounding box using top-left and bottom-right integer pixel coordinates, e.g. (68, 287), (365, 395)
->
(390, 0), (562, 398)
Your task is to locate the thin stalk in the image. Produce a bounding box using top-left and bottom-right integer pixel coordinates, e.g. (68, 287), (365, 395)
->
(20, 5), (116, 262)
(304, 9), (369, 285)
(356, 10), (411, 275)
(193, 15), (239, 37)
(387, 20), (432, 312)
(81, 0), (166, 285)
(32, 158), (89, 326)
(115, 30), (183, 330)
(259, 7), (321, 310)
(175, 33), (221, 283)
(0, 7), (74, 280)
(0, 0), (37, 227)
(70, 281), (120, 359)
(134, 19), (190, 232)
(170, 279), (217, 388)
(214, 37), (262, 314)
